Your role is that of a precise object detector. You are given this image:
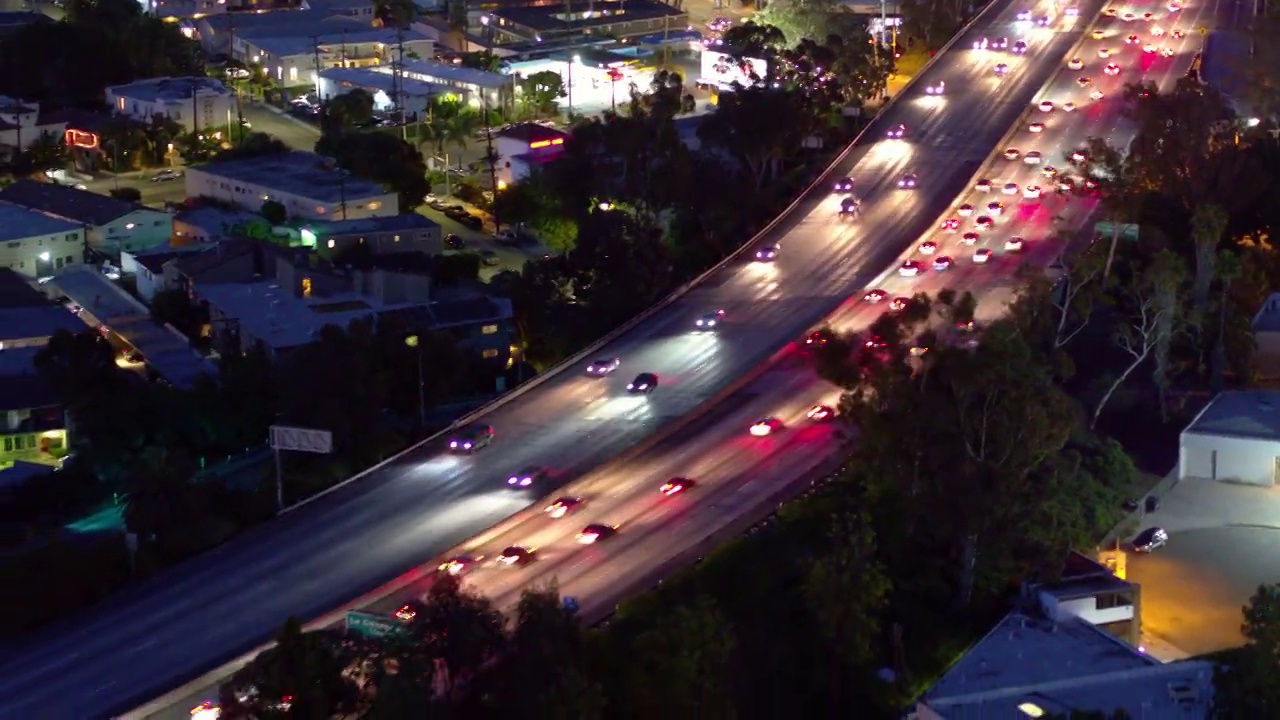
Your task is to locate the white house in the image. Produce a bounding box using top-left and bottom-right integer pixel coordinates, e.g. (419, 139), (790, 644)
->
(0, 202), (84, 279)
(105, 77), (237, 134)
(317, 67), (447, 117)
(493, 122), (568, 187)
(0, 97), (68, 162)
(1180, 390), (1280, 486)
(0, 181), (172, 257)
(184, 151), (398, 221)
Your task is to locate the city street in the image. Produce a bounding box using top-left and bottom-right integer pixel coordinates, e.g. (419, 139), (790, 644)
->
(1127, 479), (1280, 657)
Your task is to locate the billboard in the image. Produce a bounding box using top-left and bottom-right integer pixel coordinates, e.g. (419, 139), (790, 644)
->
(700, 50), (768, 90)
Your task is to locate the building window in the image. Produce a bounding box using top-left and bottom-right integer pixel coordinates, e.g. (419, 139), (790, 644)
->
(481, 324), (498, 335)
(327, 239), (335, 249)
(481, 348), (499, 359)
(302, 277), (312, 298)
(367, 201), (382, 211)
(393, 234), (400, 242)
(3, 437), (10, 452)
(5, 242), (18, 249)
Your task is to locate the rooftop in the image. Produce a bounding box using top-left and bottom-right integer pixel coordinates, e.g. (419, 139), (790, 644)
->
(0, 269), (51, 308)
(0, 306), (88, 344)
(190, 151), (390, 205)
(490, 0), (686, 35)
(0, 202), (82, 244)
(0, 370), (59, 412)
(202, 10), (370, 41)
(499, 122), (569, 145)
(174, 205), (262, 235)
(306, 213), (440, 238)
(246, 27), (430, 59)
(171, 237), (293, 281)
(199, 280), (379, 350)
(921, 613), (1215, 719)
(397, 59), (512, 90)
(320, 67), (451, 100)
(106, 77), (234, 103)
(1183, 390), (1280, 441)
(0, 181), (162, 227)
(1252, 291), (1280, 333)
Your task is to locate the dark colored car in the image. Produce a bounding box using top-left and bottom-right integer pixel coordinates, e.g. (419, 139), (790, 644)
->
(448, 423), (494, 453)
(1132, 527), (1168, 553)
(627, 372), (658, 394)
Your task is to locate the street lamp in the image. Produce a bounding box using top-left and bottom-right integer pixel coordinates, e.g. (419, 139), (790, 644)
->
(404, 334), (426, 429)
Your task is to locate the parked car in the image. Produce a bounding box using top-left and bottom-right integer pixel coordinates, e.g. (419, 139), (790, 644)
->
(1132, 527), (1168, 553)
(479, 250), (500, 266)
(444, 234), (465, 249)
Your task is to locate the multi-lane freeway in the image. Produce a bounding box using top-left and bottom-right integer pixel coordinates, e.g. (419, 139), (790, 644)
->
(0, 0), (1221, 716)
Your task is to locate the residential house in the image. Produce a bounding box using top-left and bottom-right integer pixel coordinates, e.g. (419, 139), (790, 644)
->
(317, 67), (447, 118)
(172, 205), (264, 246)
(165, 236), (298, 297)
(0, 97), (69, 164)
(196, 0), (376, 57)
(105, 77), (237, 134)
(0, 181), (173, 257)
(300, 213), (442, 257)
(0, 202), (85, 279)
(184, 151), (398, 221)
(120, 245), (214, 303)
(493, 122), (568, 187)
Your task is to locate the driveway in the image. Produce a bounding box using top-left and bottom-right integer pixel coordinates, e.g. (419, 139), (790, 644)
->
(1126, 479), (1280, 658)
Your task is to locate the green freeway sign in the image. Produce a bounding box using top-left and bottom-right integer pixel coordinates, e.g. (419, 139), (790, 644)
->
(346, 611), (406, 639)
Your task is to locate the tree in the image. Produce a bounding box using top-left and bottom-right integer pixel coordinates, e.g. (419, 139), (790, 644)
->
(1216, 583), (1280, 717)
(121, 446), (200, 557)
(624, 595), (736, 719)
(566, 206), (675, 335)
(109, 187), (143, 202)
(403, 574), (506, 699)
(1092, 250), (1186, 428)
(221, 617), (354, 718)
(374, 0), (416, 27)
(1069, 136), (1145, 281)
(323, 89), (376, 134)
(261, 199), (287, 225)
(315, 131), (431, 213)
(213, 132), (289, 162)
(19, 130), (68, 173)
(35, 329), (120, 405)
(1189, 203), (1229, 323)
(517, 70), (566, 117)
(698, 86), (814, 190)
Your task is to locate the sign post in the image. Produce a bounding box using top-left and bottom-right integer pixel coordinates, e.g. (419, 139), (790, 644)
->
(269, 425), (334, 511)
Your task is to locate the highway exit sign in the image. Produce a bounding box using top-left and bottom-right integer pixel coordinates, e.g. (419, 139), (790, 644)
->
(346, 611), (405, 639)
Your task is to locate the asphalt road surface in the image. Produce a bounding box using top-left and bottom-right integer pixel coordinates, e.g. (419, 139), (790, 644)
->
(0, 0), (1218, 716)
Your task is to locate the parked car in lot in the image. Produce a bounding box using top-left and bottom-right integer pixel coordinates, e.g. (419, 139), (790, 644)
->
(478, 250), (500, 266)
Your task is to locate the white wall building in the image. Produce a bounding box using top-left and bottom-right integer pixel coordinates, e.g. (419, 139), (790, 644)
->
(184, 151), (398, 221)
(317, 67), (447, 117)
(238, 28), (433, 88)
(0, 181), (172, 256)
(1180, 390), (1280, 486)
(0, 97), (68, 162)
(493, 122), (568, 187)
(105, 77), (237, 133)
(0, 202), (84, 279)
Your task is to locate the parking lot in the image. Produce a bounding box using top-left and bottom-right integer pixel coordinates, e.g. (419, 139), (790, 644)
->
(1126, 478), (1280, 658)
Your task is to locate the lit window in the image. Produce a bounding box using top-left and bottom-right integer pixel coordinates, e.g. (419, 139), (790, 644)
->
(367, 201), (382, 211)
(302, 277), (312, 298)
(327, 239), (335, 249)
(125, 223), (136, 230)
(394, 235), (400, 242)
(1017, 703), (1045, 718)
(481, 348), (499, 359)
(481, 324), (498, 335)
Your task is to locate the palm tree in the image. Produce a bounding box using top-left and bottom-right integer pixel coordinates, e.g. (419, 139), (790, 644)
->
(122, 446), (198, 553)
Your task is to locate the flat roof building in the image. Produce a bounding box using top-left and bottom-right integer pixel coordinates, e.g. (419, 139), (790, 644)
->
(1180, 390), (1280, 485)
(300, 213), (443, 258)
(105, 77), (236, 134)
(392, 60), (514, 110)
(317, 68), (449, 117)
(0, 181), (173, 257)
(184, 151), (398, 221)
(914, 612), (1215, 719)
(0, 202), (85, 280)
(486, 0), (688, 44)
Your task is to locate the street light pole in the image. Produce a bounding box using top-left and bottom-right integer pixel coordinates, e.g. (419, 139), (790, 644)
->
(405, 334), (426, 429)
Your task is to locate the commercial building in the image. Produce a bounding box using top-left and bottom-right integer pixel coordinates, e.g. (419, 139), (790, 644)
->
(0, 202), (85, 279)
(484, 1), (687, 44)
(493, 122), (569, 187)
(241, 29), (434, 89)
(104, 77), (237, 134)
(195, 0), (377, 57)
(392, 60), (513, 111)
(0, 181), (173, 257)
(317, 67), (447, 117)
(0, 97), (69, 164)
(48, 267), (217, 389)
(1179, 390), (1280, 486)
(184, 151), (398, 221)
(300, 214), (443, 257)
(912, 611), (1215, 718)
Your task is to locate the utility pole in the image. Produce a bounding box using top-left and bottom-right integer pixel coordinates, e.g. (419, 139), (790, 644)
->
(229, 12), (245, 142)
(484, 91), (500, 231)
(395, 28), (408, 141)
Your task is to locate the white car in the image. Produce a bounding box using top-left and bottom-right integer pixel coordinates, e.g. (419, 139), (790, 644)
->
(1005, 237), (1026, 252)
(975, 215), (995, 230)
(1152, 25), (1166, 35)
(932, 256), (954, 271)
(986, 201), (1005, 215)
(941, 217), (961, 232)
(1160, 47), (1175, 57)
(994, 63), (1010, 76)
(1099, 47), (1113, 58)
(586, 357), (621, 376)
(1090, 89), (1105, 100)
(1067, 57), (1084, 70)
(1013, 39), (1028, 55)
(1023, 151), (1042, 164)
(886, 123), (906, 139)
(899, 260), (925, 277)
(919, 241), (939, 255)
(1063, 102), (1078, 112)
(975, 178), (992, 192)
(1029, 122), (1045, 133)
(925, 81), (946, 95)
(1004, 148), (1021, 161)
(1105, 63), (1121, 76)
(962, 232), (980, 245)
(974, 248), (993, 264)
(1002, 182), (1019, 195)
(958, 203), (975, 216)
(1023, 185), (1042, 198)
(1143, 43), (1158, 53)
(1038, 100), (1055, 112)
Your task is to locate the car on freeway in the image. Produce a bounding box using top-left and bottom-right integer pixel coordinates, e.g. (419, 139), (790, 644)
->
(919, 241), (939, 255)
(586, 357), (621, 376)
(1016, 9), (1033, 21)
(986, 201), (1005, 215)
(1041, 165), (1058, 178)
(1172, 28), (1185, 38)
(925, 80), (946, 95)
(1143, 43), (1158, 53)
(899, 260), (925, 277)
(1024, 151), (1042, 164)
(1024, 185), (1042, 199)
(804, 329), (833, 347)
(1012, 39), (1028, 54)
(833, 176), (855, 193)
(933, 256), (954, 271)
(755, 245), (779, 261)
(449, 423), (494, 453)
(1105, 63), (1121, 75)
(994, 63), (1009, 76)
(151, 169), (182, 182)
(1002, 182), (1019, 195)
(1003, 148), (1021, 160)
(395, 605), (416, 621)
(958, 203), (975, 216)
(1125, 33), (1139, 44)
(974, 248), (994, 264)
(1143, 12), (1154, 21)
(627, 372), (658, 394)
(1152, 24), (1166, 35)
(1098, 47), (1113, 58)
(1160, 47), (1175, 57)
(1122, 11), (1135, 21)
(438, 555), (483, 575)
(839, 196), (860, 217)
(961, 232), (980, 245)
(695, 309), (725, 329)
(1167, 1), (1180, 11)
(1089, 89), (1105, 100)
(1077, 76), (1092, 87)
(750, 417), (785, 436)
(908, 345), (929, 357)
(660, 477), (696, 495)
(497, 545), (536, 566)
(1037, 100), (1054, 112)
(507, 466), (547, 488)
(1068, 57), (1084, 70)
(897, 173), (918, 189)
(1005, 237), (1026, 252)
(1036, 14), (1050, 26)
(975, 216), (994, 230)
(1029, 121), (1045, 132)
(886, 123), (906, 139)
(576, 523), (619, 544)
(807, 404), (835, 421)
(1104, 6), (1117, 16)
(889, 296), (910, 312)
(1132, 526), (1168, 552)
(545, 496), (584, 518)
(1063, 101), (1078, 112)
(1092, 28), (1106, 39)
(863, 289), (889, 303)
(975, 178), (992, 192)
(940, 217), (961, 232)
